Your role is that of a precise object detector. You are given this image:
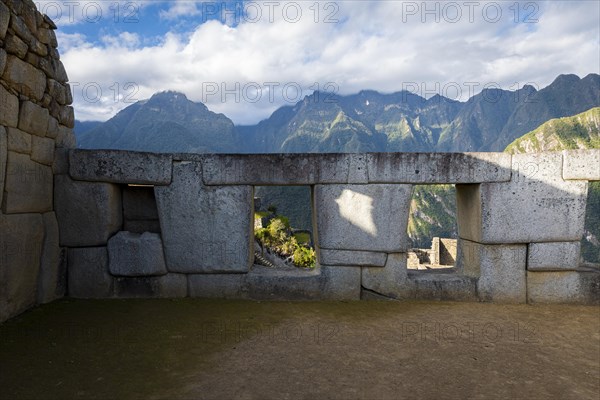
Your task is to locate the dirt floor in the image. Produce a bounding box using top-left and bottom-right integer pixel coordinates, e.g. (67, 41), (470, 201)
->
(1, 299), (599, 400)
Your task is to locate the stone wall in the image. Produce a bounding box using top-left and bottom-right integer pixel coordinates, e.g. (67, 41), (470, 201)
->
(59, 149), (599, 305)
(0, 0), (75, 322)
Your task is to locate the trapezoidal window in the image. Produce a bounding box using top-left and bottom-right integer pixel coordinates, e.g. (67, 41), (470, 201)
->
(407, 184), (458, 271)
(253, 186), (316, 271)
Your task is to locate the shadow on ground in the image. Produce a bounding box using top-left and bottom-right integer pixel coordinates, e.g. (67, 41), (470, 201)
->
(1, 299), (598, 399)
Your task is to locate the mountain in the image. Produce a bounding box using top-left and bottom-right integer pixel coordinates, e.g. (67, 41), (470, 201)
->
(408, 107), (600, 251)
(505, 107), (600, 265)
(76, 74), (600, 154)
(74, 120), (102, 139)
(77, 91), (237, 152)
(505, 107), (600, 153)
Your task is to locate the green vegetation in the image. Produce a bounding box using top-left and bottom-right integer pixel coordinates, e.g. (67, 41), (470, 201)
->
(505, 108), (600, 153)
(255, 214), (316, 269)
(407, 185), (458, 248)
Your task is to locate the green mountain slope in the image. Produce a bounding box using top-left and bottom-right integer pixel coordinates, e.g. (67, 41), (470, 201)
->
(505, 107), (600, 153)
(76, 74), (600, 154)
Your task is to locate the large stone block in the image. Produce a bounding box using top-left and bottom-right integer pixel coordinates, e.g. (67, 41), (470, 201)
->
(457, 153), (588, 243)
(0, 84), (19, 127)
(188, 265), (360, 301)
(201, 153), (369, 185)
(37, 212), (62, 304)
(0, 2), (9, 40)
(527, 271), (600, 304)
(108, 231), (167, 277)
(3, 152), (53, 213)
(69, 150), (173, 185)
(320, 249), (387, 267)
(5, 33), (28, 58)
(563, 150), (600, 181)
(55, 125), (75, 148)
(114, 274), (187, 298)
(457, 240), (527, 303)
(407, 273), (478, 302)
(0, 214), (44, 322)
(54, 175), (122, 247)
(0, 127), (6, 208)
(366, 152), (512, 183)
(361, 253), (409, 298)
(155, 161), (253, 273)
(31, 135), (55, 165)
(68, 247), (114, 298)
(527, 242), (581, 271)
(188, 273), (247, 299)
(7, 127), (31, 154)
(0, 48), (6, 77)
(320, 266), (361, 300)
(315, 184), (412, 252)
(18, 101), (49, 137)
(3, 56), (46, 101)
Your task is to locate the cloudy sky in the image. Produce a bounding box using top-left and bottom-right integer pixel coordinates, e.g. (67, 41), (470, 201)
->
(38, 0), (600, 124)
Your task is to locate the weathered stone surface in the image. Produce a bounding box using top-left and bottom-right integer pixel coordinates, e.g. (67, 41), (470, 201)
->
(527, 271), (600, 304)
(5, 34), (28, 58)
(0, 84), (19, 127)
(52, 147), (69, 175)
(69, 150), (173, 185)
(320, 249), (387, 267)
(18, 100), (49, 136)
(188, 273), (246, 299)
(0, 48), (6, 75)
(188, 265), (360, 300)
(0, 214), (44, 322)
(527, 242), (581, 271)
(361, 253), (409, 298)
(108, 231), (167, 277)
(54, 175), (122, 247)
(563, 149), (600, 181)
(114, 274), (187, 298)
(123, 220), (161, 234)
(68, 247), (114, 298)
(123, 185), (159, 220)
(320, 266), (361, 300)
(3, 56), (46, 101)
(7, 127), (31, 154)
(58, 105), (74, 128)
(0, 127), (6, 208)
(457, 153), (588, 243)
(0, 2), (10, 40)
(367, 152), (512, 183)
(3, 152), (52, 213)
(46, 116), (59, 139)
(201, 153), (369, 185)
(55, 124), (75, 148)
(155, 161), (253, 273)
(410, 273), (478, 301)
(31, 135), (55, 165)
(315, 184), (412, 252)
(37, 212), (62, 304)
(457, 240), (527, 303)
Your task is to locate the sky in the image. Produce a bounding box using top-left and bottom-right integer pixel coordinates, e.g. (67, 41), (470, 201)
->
(35, 0), (600, 124)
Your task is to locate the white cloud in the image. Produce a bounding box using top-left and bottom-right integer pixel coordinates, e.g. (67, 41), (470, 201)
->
(58, 1), (600, 124)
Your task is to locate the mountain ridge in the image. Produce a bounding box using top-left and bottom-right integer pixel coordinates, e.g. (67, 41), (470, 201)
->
(76, 73), (600, 154)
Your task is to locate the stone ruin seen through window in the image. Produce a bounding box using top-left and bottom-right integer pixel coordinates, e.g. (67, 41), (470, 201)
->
(407, 184), (459, 271)
(253, 186), (316, 270)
